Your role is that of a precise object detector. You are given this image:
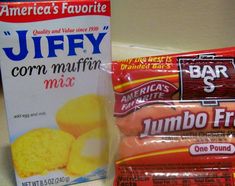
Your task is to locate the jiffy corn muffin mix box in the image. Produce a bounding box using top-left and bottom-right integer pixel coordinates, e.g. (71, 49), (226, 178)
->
(0, 0), (111, 185)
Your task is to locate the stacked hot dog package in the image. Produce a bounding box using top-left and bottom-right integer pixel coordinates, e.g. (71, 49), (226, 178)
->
(108, 47), (235, 186)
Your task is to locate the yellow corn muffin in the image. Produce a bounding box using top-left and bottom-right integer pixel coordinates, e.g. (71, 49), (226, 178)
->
(11, 128), (75, 178)
(56, 94), (106, 138)
(67, 127), (108, 176)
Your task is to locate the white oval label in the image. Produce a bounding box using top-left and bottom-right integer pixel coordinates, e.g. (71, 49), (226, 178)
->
(190, 143), (235, 155)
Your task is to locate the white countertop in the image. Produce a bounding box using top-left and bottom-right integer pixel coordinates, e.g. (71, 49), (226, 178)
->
(0, 44), (179, 186)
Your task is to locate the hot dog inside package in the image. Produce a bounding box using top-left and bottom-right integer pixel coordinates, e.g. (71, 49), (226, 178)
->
(105, 47), (235, 186)
(0, 0), (110, 185)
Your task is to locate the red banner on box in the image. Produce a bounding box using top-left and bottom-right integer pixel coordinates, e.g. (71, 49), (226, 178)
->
(0, 0), (111, 23)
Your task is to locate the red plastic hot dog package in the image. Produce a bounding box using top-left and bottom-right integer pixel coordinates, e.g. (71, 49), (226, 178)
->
(104, 47), (235, 186)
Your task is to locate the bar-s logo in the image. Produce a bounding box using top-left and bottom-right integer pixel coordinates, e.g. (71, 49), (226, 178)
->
(189, 64), (228, 93)
(178, 55), (235, 100)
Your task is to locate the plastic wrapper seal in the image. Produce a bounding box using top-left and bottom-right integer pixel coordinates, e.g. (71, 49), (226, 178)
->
(103, 47), (235, 186)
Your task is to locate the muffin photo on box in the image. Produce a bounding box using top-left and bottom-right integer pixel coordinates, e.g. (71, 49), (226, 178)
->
(11, 128), (75, 178)
(56, 94), (106, 138)
(66, 127), (108, 176)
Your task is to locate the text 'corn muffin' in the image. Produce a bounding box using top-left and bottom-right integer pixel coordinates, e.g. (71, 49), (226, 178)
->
(11, 128), (75, 178)
(67, 127), (108, 176)
(56, 94), (106, 138)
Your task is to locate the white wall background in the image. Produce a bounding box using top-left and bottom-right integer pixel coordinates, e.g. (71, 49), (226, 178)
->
(111, 0), (235, 51)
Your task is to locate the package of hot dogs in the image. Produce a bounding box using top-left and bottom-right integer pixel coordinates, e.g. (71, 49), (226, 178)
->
(106, 47), (235, 186)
